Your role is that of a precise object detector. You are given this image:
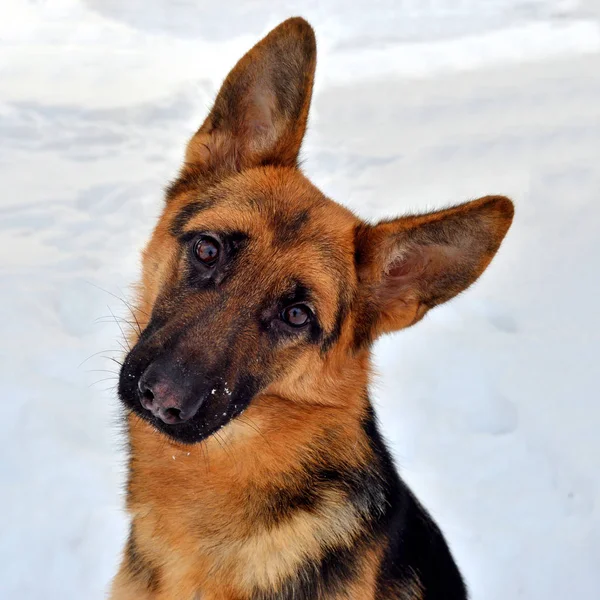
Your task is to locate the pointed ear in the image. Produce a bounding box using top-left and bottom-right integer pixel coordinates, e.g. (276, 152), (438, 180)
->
(355, 196), (514, 339)
(183, 17), (316, 177)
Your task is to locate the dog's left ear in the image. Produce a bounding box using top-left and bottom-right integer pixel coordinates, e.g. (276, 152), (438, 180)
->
(184, 17), (316, 177)
(355, 196), (514, 339)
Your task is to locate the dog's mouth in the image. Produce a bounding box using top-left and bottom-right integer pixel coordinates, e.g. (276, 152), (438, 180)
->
(117, 352), (257, 445)
(127, 392), (249, 445)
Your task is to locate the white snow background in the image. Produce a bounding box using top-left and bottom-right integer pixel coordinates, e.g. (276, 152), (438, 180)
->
(1, 0), (599, 598)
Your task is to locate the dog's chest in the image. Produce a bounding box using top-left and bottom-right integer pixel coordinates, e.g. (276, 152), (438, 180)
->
(131, 484), (371, 600)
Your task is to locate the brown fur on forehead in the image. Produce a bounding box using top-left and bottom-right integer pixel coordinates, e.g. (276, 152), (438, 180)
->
(172, 167), (358, 235)
(164, 167), (360, 325)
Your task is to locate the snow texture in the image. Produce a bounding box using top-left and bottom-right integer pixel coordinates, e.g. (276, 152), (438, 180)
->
(1, 1), (599, 598)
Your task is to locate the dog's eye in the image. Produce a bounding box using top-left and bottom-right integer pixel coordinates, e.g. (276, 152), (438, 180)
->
(193, 236), (220, 266)
(281, 304), (311, 327)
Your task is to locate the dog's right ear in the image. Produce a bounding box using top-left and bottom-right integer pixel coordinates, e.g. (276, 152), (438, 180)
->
(183, 17), (316, 178)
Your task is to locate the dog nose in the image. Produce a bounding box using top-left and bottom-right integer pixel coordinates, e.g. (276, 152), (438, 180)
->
(137, 367), (201, 425)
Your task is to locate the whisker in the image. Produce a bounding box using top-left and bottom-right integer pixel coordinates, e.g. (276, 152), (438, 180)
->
(78, 349), (121, 368)
(116, 285), (146, 333)
(94, 317), (142, 341)
(94, 316), (139, 328)
(100, 384), (119, 393)
(86, 280), (148, 337)
(107, 304), (131, 352)
(213, 432), (226, 453)
(88, 376), (119, 388)
(238, 416), (275, 452)
(214, 432), (236, 467)
(217, 431), (240, 475)
(199, 439), (210, 473)
(86, 281), (150, 318)
(101, 355), (123, 368)
(238, 416), (261, 436)
(115, 338), (128, 354)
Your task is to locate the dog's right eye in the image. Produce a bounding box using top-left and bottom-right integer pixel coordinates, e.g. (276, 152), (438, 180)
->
(193, 236), (220, 267)
(281, 304), (311, 328)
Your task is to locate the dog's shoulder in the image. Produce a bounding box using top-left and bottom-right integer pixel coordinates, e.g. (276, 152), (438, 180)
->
(361, 403), (468, 599)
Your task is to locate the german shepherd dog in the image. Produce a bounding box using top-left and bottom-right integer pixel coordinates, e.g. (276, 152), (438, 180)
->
(111, 17), (513, 600)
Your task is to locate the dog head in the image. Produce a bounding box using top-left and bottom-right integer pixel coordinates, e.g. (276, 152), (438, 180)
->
(118, 18), (513, 444)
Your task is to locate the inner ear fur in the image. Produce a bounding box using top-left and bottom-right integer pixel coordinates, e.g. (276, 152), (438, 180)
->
(355, 195), (514, 337)
(183, 17), (316, 178)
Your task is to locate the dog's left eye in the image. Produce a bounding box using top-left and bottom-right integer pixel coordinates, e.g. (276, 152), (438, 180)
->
(193, 236), (220, 266)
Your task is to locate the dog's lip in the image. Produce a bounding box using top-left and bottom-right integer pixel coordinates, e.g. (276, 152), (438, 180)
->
(123, 389), (252, 445)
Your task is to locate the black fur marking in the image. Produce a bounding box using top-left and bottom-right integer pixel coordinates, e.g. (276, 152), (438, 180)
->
(125, 530), (159, 592)
(169, 198), (217, 237)
(251, 463), (344, 529)
(253, 476), (321, 527)
(272, 209), (310, 246)
(250, 540), (362, 600)
(360, 403), (468, 599)
(320, 285), (351, 354)
(352, 301), (378, 351)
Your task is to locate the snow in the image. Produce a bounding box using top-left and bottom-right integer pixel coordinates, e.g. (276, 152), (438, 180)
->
(1, 0), (599, 598)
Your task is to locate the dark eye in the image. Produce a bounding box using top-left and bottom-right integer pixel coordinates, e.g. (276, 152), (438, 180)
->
(193, 236), (220, 266)
(282, 304), (311, 327)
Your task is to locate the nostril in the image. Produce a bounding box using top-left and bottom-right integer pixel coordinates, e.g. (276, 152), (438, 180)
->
(138, 379), (155, 410)
(164, 407), (182, 420)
